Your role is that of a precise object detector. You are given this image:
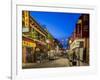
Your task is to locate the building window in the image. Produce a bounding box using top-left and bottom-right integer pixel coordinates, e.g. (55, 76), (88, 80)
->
(79, 41), (84, 48)
(83, 14), (89, 25)
(83, 15), (89, 21)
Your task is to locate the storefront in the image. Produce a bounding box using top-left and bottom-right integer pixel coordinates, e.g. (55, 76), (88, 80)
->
(70, 39), (85, 64)
(22, 37), (36, 63)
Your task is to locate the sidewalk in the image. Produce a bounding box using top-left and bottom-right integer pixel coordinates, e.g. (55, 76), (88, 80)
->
(79, 61), (89, 66)
(69, 60), (89, 66)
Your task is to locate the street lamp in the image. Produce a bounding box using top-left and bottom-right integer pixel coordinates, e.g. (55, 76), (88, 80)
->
(46, 39), (50, 43)
(69, 40), (72, 44)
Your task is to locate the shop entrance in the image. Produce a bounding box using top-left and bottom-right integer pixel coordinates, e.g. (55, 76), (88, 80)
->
(26, 47), (33, 63)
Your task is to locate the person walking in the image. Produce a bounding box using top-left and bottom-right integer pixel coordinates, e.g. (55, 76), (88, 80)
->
(72, 51), (77, 66)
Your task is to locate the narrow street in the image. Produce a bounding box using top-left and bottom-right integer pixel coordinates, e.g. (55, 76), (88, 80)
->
(22, 56), (88, 69)
(22, 11), (89, 69)
(22, 57), (70, 69)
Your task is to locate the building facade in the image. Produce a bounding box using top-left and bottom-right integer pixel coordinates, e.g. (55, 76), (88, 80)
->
(68, 14), (89, 65)
(22, 11), (57, 64)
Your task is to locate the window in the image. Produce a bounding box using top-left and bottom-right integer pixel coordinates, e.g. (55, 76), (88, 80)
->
(79, 41), (84, 48)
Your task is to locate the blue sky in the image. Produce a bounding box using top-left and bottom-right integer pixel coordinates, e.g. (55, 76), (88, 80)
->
(30, 11), (81, 47)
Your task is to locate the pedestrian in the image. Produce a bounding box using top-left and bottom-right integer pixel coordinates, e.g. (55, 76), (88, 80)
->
(40, 53), (43, 63)
(72, 51), (77, 66)
(83, 48), (86, 63)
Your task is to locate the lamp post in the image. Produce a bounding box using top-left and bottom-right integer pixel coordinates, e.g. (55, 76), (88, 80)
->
(46, 39), (50, 50)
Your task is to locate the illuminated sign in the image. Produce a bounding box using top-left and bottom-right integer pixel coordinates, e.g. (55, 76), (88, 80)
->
(22, 41), (36, 47)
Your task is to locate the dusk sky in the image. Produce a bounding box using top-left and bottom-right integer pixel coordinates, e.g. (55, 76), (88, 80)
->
(30, 11), (81, 47)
